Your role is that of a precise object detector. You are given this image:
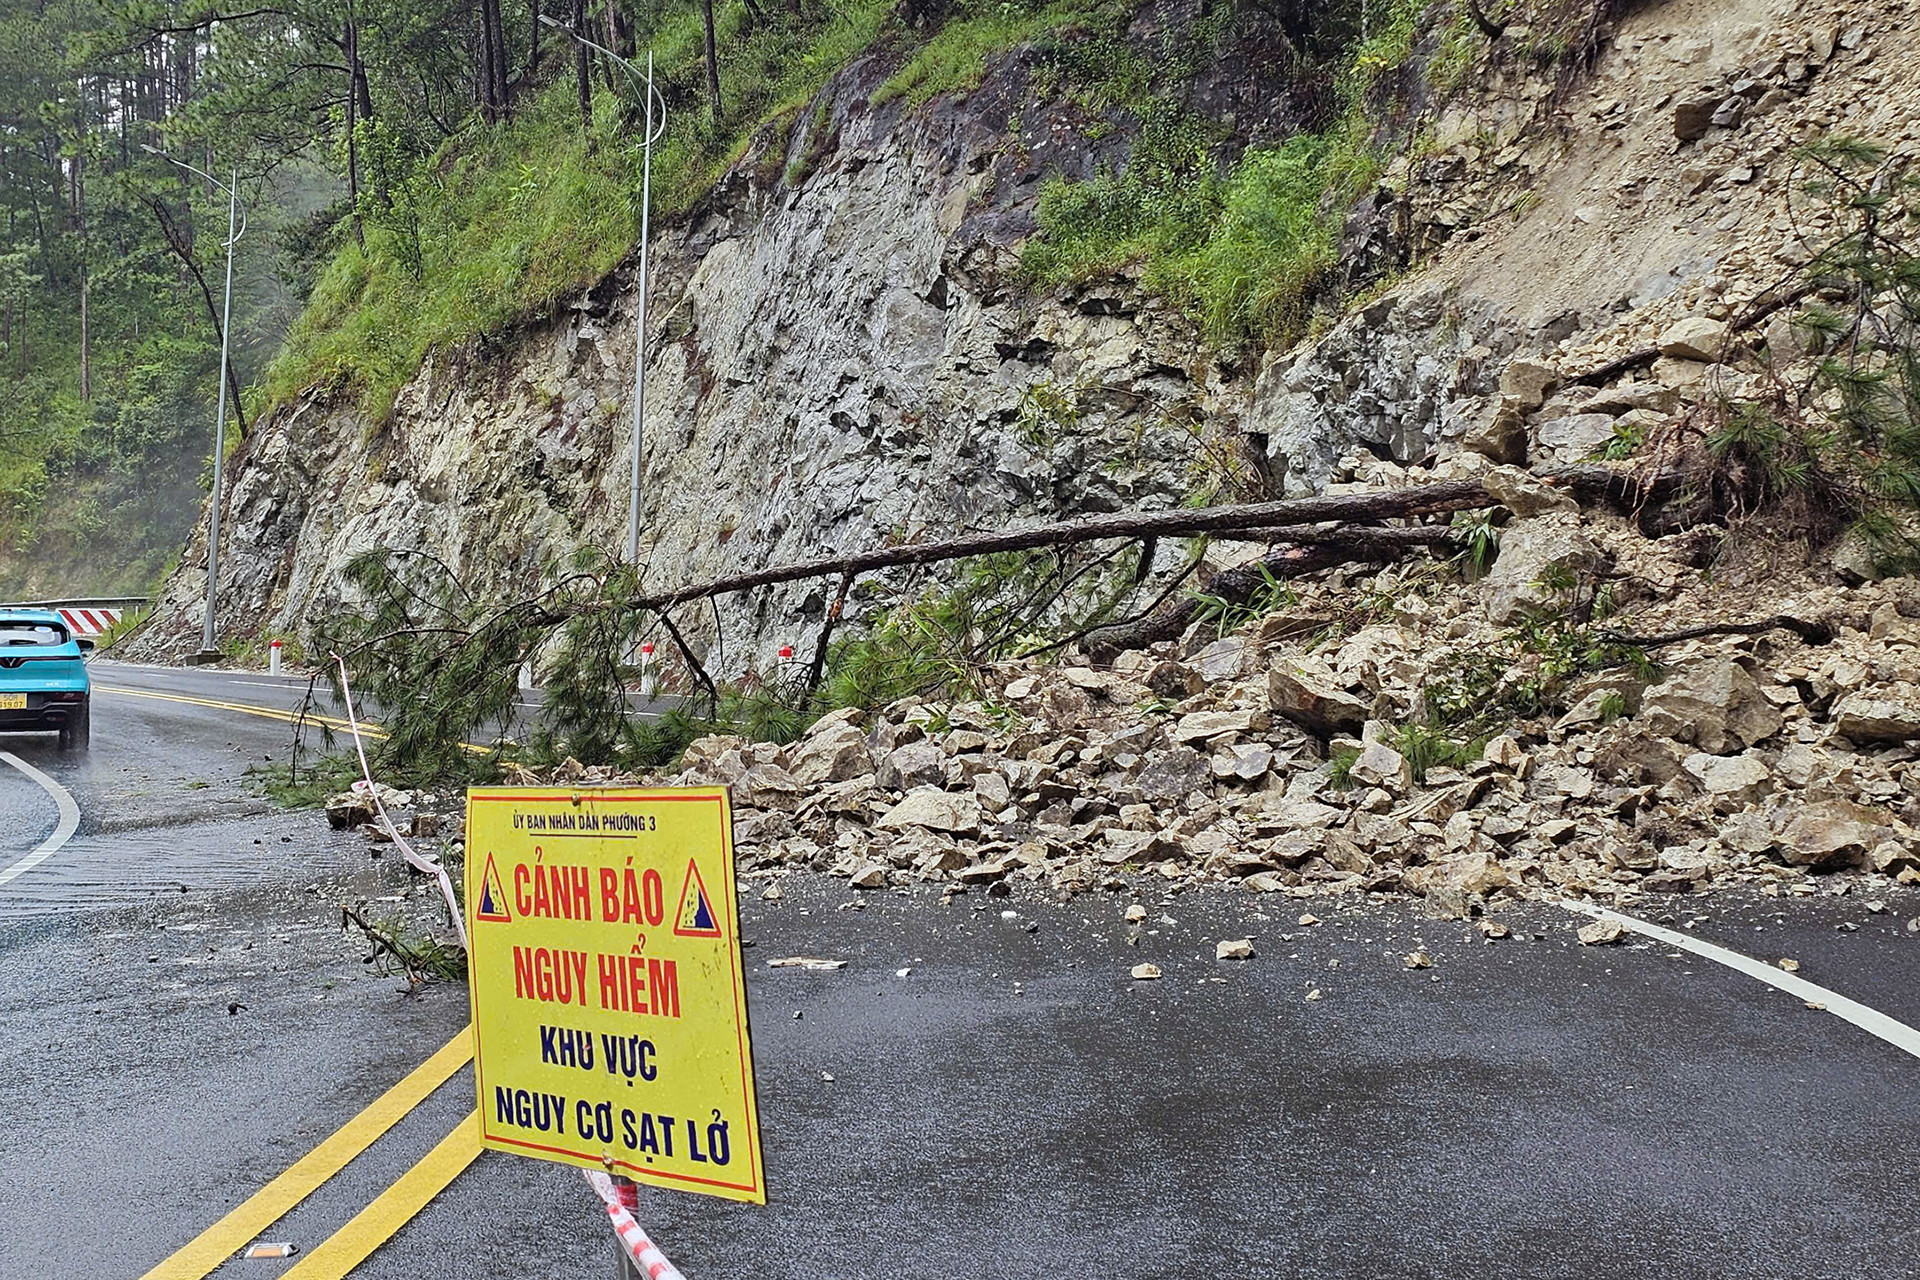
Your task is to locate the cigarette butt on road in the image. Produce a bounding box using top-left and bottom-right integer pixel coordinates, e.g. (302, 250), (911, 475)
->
(244, 1242), (298, 1259)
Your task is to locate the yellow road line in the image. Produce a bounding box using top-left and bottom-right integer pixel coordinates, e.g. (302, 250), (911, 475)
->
(278, 1111), (485, 1280)
(138, 1030), (475, 1280)
(94, 684), (383, 739)
(95, 683), (492, 754)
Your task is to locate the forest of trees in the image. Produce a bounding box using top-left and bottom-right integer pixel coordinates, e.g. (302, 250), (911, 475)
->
(0, 0), (753, 596)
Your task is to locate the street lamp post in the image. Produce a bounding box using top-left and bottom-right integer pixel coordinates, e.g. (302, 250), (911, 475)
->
(143, 145), (246, 659)
(541, 16), (667, 563)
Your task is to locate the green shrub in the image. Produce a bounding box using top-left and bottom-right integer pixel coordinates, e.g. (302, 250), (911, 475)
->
(1389, 721), (1478, 782)
(1327, 745), (1361, 788)
(1018, 0), (1405, 354)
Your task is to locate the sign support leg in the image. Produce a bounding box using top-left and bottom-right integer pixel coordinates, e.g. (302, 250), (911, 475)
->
(614, 1174), (642, 1279)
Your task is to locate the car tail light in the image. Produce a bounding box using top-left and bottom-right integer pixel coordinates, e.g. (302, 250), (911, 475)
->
(47, 692), (84, 702)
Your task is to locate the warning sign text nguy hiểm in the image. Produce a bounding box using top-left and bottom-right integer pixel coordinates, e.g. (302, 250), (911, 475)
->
(465, 786), (765, 1203)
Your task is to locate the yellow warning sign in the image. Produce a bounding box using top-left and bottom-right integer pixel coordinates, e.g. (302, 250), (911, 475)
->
(464, 786), (764, 1203)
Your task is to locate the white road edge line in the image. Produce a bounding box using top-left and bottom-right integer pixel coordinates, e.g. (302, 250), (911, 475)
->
(1560, 899), (1920, 1061)
(0, 751), (82, 887)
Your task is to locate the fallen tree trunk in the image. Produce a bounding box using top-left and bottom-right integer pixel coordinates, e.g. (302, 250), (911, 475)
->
(1082, 526), (1457, 657)
(1598, 614), (1834, 649)
(627, 479), (1493, 611)
(1567, 347), (1659, 387)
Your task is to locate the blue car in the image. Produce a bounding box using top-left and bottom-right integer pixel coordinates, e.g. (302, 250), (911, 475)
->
(0, 609), (92, 750)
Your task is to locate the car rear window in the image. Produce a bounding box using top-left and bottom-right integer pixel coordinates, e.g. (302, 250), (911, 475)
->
(0, 624), (68, 647)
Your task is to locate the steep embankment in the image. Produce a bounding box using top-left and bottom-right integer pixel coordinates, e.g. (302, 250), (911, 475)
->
(129, 0), (1916, 663)
(128, 35), (1292, 660)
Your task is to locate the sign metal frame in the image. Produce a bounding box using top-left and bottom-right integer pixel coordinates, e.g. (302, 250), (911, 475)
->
(464, 785), (765, 1204)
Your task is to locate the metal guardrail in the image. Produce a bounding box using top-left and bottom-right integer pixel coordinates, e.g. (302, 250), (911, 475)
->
(0, 597), (153, 611)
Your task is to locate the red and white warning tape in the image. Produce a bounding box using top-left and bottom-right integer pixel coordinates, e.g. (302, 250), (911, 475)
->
(584, 1170), (687, 1280)
(331, 654), (468, 949)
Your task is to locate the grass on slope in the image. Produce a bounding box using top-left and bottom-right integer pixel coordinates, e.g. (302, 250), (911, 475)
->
(261, 0), (907, 422)
(1019, 0), (1423, 353)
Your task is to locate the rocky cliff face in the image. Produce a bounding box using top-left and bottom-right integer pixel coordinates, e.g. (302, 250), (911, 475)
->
(1252, 0), (1920, 495)
(130, 0), (1918, 665)
(130, 47), (1279, 665)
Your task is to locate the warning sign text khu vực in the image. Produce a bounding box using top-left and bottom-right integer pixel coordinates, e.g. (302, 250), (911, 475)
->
(464, 786), (765, 1204)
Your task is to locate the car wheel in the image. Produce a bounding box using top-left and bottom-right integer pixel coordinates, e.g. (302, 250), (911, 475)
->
(59, 701), (90, 752)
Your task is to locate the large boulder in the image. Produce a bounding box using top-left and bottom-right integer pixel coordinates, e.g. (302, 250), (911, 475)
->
(1658, 316), (1731, 362)
(1673, 97), (1719, 141)
(1269, 659), (1370, 734)
(875, 740), (947, 791)
(1350, 741), (1413, 793)
(1172, 709), (1268, 744)
(1482, 465), (1577, 517)
(874, 787), (983, 836)
(1498, 359), (1561, 409)
(1776, 799), (1888, 869)
(787, 722), (876, 787)
(325, 791), (375, 830)
(1681, 751), (1771, 808)
(1135, 746), (1211, 803)
(1831, 686), (1920, 744)
(1640, 655), (1783, 754)
(1534, 413), (1621, 464)
(1459, 396), (1528, 465)
(1478, 514), (1611, 623)
(734, 763), (805, 811)
(1191, 636), (1258, 683)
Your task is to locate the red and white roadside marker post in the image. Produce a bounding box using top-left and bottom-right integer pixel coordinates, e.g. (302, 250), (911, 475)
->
(268, 639), (283, 677)
(639, 642), (658, 700)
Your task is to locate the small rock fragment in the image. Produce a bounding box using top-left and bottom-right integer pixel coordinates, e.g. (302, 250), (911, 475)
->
(1125, 904), (1148, 924)
(1404, 949), (1432, 969)
(1578, 919), (1626, 946)
(1298, 913), (1321, 927)
(1216, 938), (1255, 960)
(1131, 963), (1163, 980)
(1778, 958), (1800, 973)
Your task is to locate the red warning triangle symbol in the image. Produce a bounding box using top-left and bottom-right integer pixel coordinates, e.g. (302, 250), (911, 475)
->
(674, 858), (722, 939)
(475, 854), (512, 923)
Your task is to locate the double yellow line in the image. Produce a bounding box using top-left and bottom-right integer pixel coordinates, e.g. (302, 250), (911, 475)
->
(139, 1037), (479, 1280)
(93, 684), (387, 740)
(102, 682), (488, 1279)
(95, 682), (493, 754)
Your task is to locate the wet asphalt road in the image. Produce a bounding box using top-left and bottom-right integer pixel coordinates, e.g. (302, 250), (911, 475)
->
(3, 661), (1920, 1279)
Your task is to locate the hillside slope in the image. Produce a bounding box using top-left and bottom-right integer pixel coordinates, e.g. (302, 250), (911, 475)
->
(125, 0), (1917, 664)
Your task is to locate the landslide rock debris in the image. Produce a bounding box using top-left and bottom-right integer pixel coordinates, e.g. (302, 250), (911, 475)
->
(343, 1), (1920, 922)
(502, 539), (1920, 921)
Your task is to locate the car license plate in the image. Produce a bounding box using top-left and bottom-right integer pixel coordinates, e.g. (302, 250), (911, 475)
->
(0, 693), (25, 710)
